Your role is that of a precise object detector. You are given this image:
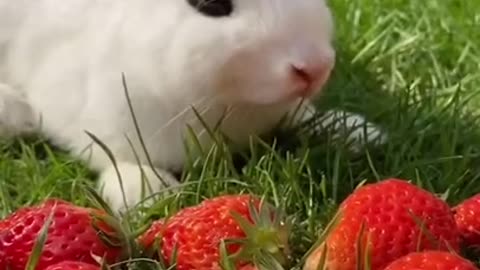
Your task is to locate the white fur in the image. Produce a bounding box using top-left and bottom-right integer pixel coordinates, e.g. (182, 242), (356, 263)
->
(0, 0), (383, 213)
(0, 83), (36, 136)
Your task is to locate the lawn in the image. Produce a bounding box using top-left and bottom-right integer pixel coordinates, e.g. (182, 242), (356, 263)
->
(1, 0), (480, 268)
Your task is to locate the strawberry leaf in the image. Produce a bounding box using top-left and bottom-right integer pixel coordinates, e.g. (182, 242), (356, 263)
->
(227, 198), (291, 267)
(254, 250), (285, 270)
(219, 240), (236, 270)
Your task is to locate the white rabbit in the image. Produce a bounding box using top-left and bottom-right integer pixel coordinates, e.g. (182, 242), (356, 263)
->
(0, 0), (383, 212)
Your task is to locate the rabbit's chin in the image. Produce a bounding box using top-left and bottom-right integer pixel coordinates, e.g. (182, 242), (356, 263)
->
(214, 77), (328, 106)
(213, 87), (321, 108)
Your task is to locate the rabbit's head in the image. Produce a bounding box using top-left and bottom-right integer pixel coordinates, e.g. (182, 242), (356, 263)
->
(162, 0), (335, 105)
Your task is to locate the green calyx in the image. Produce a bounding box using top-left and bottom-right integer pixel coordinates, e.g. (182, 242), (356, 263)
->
(221, 197), (292, 270)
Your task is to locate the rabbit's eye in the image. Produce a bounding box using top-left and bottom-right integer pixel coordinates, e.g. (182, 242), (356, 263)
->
(187, 0), (233, 17)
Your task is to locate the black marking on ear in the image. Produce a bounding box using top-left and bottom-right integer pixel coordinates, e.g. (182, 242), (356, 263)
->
(187, 0), (234, 17)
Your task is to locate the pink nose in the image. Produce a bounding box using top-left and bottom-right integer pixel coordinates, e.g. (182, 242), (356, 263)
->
(290, 61), (333, 97)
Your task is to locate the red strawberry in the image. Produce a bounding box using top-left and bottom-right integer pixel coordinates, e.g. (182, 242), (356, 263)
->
(0, 199), (122, 270)
(304, 179), (460, 270)
(453, 194), (480, 247)
(138, 194), (290, 270)
(384, 251), (478, 270)
(44, 261), (100, 270)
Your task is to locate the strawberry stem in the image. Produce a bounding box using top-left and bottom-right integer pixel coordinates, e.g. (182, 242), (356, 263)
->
(227, 199), (291, 267)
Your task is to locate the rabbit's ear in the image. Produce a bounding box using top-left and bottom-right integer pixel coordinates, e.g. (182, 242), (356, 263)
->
(186, 0), (234, 17)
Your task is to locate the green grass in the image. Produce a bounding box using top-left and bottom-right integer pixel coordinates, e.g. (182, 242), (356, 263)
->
(1, 0), (480, 268)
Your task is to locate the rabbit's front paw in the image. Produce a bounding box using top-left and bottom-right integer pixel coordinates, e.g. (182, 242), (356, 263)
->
(318, 110), (387, 152)
(97, 162), (180, 214)
(0, 83), (37, 136)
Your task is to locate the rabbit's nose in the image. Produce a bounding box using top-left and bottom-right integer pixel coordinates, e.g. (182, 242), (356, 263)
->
(290, 59), (333, 97)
